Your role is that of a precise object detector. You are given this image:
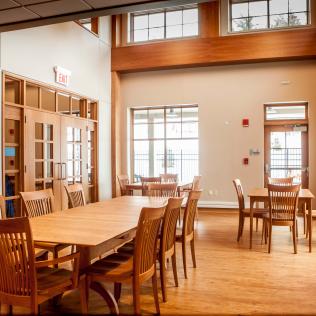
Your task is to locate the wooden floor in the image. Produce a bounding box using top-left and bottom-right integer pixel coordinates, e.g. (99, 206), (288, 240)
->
(14, 210), (316, 315)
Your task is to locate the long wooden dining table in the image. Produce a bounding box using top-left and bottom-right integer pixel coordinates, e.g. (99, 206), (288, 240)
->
(248, 188), (315, 252)
(30, 196), (167, 313)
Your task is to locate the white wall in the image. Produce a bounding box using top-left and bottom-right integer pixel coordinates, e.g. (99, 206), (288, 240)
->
(120, 60), (316, 207)
(0, 18), (112, 200)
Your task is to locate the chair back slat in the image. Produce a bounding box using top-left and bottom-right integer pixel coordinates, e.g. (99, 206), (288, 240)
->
(183, 190), (202, 237)
(20, 189), (55, 218)
(0, 196), (6, 219)
(134, 205), (165, 276)
(0, 217), (36, 297)
(148, 183), (177, 198)
(268, 177), (294, 185)
(268, 184), (300, 222)
(160, 174), (178, 183)
(117, 175), (131, 196)
(140, 177), (161, 196)
(233, 179), (245, 211)
(64, 184), (86, 208)
(161, 197), (183, 252)
(192, 176), (202, 190)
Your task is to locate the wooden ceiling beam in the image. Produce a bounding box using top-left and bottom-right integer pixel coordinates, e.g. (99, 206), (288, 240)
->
(111, 28), (316, 72)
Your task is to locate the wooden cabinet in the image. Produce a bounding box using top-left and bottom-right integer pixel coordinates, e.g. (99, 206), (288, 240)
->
(2, 72), (99, 216)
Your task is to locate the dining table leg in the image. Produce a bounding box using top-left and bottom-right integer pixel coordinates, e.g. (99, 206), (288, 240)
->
(250, 197), (254, 249)
(78, 246), (119, 314)
(307, 199), (312, 252)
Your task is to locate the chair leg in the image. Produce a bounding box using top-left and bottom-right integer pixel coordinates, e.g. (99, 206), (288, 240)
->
(133, 280), (141, 315)
(240, 216), (245, 237)
(261, 219), (265, 244)
(256, 218), (259, 232)
(268, 223), (272, 253)
(152, 270), (160, 315)
(293, 222), (297, 254)
(190, 239), (197, 268)
(171, 252), (179, 287)
(53, 248), (58, 268)
(159, 255), (167, 303)
(114, 282), (122, 302)
(31, 305), (38, 316)
(182, 240), (188, 279)
(80, 277), (89, 315)
(237, 214), (243, 242)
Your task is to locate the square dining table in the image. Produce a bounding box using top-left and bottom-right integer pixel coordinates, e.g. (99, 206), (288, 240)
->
(248, 188), (314, 252)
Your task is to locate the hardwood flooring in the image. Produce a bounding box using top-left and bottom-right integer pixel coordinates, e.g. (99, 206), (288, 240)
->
(13, 210), (316, 315)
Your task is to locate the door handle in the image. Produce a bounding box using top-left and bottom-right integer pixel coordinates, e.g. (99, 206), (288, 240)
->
(55, 163), (61, 180)
(61, 163), (67, 180)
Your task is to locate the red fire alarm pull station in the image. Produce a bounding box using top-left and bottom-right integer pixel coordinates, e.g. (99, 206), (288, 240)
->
(242, 118), (249, 127)
(243, 158), (249, 165)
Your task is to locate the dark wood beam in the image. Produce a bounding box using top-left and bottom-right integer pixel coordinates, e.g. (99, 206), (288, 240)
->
(111, 28), (316, 72)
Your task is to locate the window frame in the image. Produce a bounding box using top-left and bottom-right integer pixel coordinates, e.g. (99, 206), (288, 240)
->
(130, 105), (199, 182)
(129, 4), (199, 44)
(264, 102), (308, 125)
(229, 0), (311, 34)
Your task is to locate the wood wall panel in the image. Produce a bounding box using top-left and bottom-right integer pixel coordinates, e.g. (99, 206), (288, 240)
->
(112, 28), (316, 72)
(111, 71), (122, 197)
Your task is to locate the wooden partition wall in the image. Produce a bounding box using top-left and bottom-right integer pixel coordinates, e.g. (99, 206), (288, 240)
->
(2, 72), (99, 216)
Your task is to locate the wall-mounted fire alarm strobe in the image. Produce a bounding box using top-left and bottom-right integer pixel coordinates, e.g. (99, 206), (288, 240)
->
(242, 118), (249, 127)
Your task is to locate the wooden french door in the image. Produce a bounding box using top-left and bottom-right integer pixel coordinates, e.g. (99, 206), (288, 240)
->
(60, 116), (88, 210)
(264, 125), (309, 188)
(24, 109), (62, 209)
(24, 110), (90, 211)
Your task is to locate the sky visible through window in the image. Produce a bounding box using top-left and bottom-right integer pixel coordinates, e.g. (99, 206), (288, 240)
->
(130, 5), (199, 42)
(231, 0), (309, 32)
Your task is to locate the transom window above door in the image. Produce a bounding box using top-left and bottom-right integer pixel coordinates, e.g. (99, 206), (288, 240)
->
(230, 0), (310, 33)
(131, 105), (199, 182)
(129, 4), (199, 43)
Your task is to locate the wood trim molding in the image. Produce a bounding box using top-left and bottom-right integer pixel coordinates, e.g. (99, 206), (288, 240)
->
(112, 28), (316, 72)
(111, 71), (122, 197)
(199, 1), (220, 38)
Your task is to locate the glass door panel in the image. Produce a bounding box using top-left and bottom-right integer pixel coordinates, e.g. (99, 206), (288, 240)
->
(60, 116), (88, 210)
(265, 125), (308, 188)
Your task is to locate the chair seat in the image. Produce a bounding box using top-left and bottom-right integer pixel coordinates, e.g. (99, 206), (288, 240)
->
(85, 252), (133, 281)
(262, 213), (294, 222)
(35, 241), (70, 252)
(175, 228), (183, 241)
(242, 208), (268, 217)
(37, 267), (73, 295)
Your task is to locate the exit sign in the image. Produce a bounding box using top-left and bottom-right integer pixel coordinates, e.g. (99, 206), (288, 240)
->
(54, 66), (71, 86)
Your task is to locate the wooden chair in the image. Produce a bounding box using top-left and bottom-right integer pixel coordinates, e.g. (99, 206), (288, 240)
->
(80, 204), (166, 315)
(233, 179), (268, 242)
(159, 197), (183, 302)
(117, 175), (133, 196)
(20, 189), (71, 265)
(268, 177), (294, 185)
(0, 216), (80, 315)
(140, 176), (161, 196)
(148, 182), (177, 198)
(64, 183), (86, 208)
(118, 197), (184, 303)
(160, 173), (178, 183)
(0, 195), (6, 219)
(264, 183), (300, 254)
(176, 190), (202, 279)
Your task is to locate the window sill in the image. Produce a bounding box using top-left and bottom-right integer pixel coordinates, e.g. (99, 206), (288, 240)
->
(125, 35), (199, 46)
(225, 24), (314, 36)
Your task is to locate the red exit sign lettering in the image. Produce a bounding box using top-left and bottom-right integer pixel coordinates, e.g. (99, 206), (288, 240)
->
(54, 66), (71, 87)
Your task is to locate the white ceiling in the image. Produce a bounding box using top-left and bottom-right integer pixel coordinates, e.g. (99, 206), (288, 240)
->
(0, 0), (208, 32)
